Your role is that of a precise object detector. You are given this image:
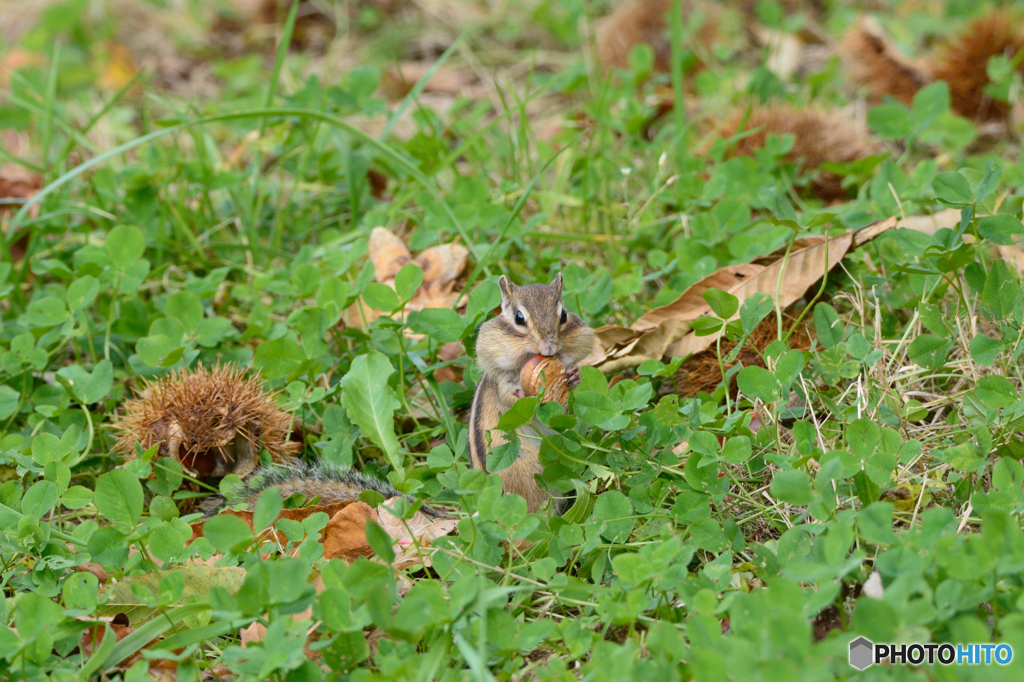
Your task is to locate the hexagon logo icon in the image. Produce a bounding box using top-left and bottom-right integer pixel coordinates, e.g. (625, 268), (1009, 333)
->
(849, 637), (874, 670)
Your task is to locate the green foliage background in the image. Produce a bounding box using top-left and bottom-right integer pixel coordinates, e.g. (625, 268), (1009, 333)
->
(3, 0), (1024, 679)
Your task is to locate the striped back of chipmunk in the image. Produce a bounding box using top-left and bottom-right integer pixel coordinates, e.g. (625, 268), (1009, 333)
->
(468, 375), (502, 474)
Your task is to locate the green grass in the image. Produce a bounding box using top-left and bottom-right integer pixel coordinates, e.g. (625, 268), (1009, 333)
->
(3, 0), (1024, 679)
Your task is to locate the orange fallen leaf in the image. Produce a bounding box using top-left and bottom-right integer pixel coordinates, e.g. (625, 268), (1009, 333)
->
(322, 502), (377, 562)
(95, 41), (138, 92)
(189, 502), (357, 546)
(241, 621), (266, 648)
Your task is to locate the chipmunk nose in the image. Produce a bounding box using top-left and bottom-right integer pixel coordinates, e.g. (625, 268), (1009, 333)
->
(539, 340), (556, 356)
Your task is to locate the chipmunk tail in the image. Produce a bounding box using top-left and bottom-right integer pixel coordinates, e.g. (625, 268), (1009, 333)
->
(200, 460), (447, 519)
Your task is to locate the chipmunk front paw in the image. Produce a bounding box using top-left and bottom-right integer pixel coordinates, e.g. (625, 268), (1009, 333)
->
(511, 388), (527, 400)
(565, 364), (581, 390)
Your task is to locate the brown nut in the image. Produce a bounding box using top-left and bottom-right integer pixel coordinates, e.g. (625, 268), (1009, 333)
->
(520, 355), (569, 406)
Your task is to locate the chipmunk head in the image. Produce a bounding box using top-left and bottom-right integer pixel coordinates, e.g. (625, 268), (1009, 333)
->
(476, 273), (593, 378)
(498, 273), (569, 358)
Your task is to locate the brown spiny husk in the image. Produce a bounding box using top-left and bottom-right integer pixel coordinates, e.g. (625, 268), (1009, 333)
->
(932, 11), (1024, 122)
(675, 310), (813, 398)
(839, 19), (932, 105)
(715, 105), (878, 201)
(112, 364), (299, 480)
(596, 0), (719, 73)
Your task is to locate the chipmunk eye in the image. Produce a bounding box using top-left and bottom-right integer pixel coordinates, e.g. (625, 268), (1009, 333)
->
(514, 310), (526, 326)
(560, 309), (568, 324)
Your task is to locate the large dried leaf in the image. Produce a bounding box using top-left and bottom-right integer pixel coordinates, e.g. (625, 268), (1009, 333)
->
(356, 227), (469, 326)
(98, 565), (246, 624)
(588, 218), (897, 372)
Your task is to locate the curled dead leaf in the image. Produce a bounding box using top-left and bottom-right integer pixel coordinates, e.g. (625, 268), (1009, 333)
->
(587, 217), (897, 372)
(76, 562), (111, 584)
(356, 227), (470, 326)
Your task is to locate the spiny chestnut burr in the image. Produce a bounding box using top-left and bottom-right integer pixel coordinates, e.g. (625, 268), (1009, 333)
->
(112, 364), (299, 481)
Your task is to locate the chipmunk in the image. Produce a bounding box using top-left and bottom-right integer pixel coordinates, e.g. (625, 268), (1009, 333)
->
(468, 273), (595, 515)
(201, 460), (447, 518)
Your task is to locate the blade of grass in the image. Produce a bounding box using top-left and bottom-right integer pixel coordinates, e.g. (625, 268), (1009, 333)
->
(670, 0), (686, 132)
(6, 107), (469, 259)
(41, 41), (60, 170)
(462, 133), (582, 294)
(99, 604), (217, 673)
(54, 67), (148, 169)
(78, 623), (117, 680)
(246, 0), (300, 250)
(380, 32), (467, 142)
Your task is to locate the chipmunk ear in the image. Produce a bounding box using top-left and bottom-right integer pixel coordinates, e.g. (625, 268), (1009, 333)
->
(550, 272), (563, 296)
(498, 276), (515, 307)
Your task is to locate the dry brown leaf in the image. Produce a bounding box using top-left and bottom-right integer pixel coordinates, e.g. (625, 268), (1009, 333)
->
(189, 502), (356, 546)
(1, 173), (41, 261)
(434, 341), (465, 383)
(897, 208), (961, 236)
(410, 243), (469, 305)
(588, 217), (897, 372)
(355, 227), (470, 326)
(322, 502), (377, 562)
(369, 227), (412, 283)
(381, 62), (479, 100)
(996, 244), (1024, 276)
(79, 621), (179, 674)
(75, 562), (111, 584)
(241, 621), (266, 648)
(378, 497), (458, 569)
